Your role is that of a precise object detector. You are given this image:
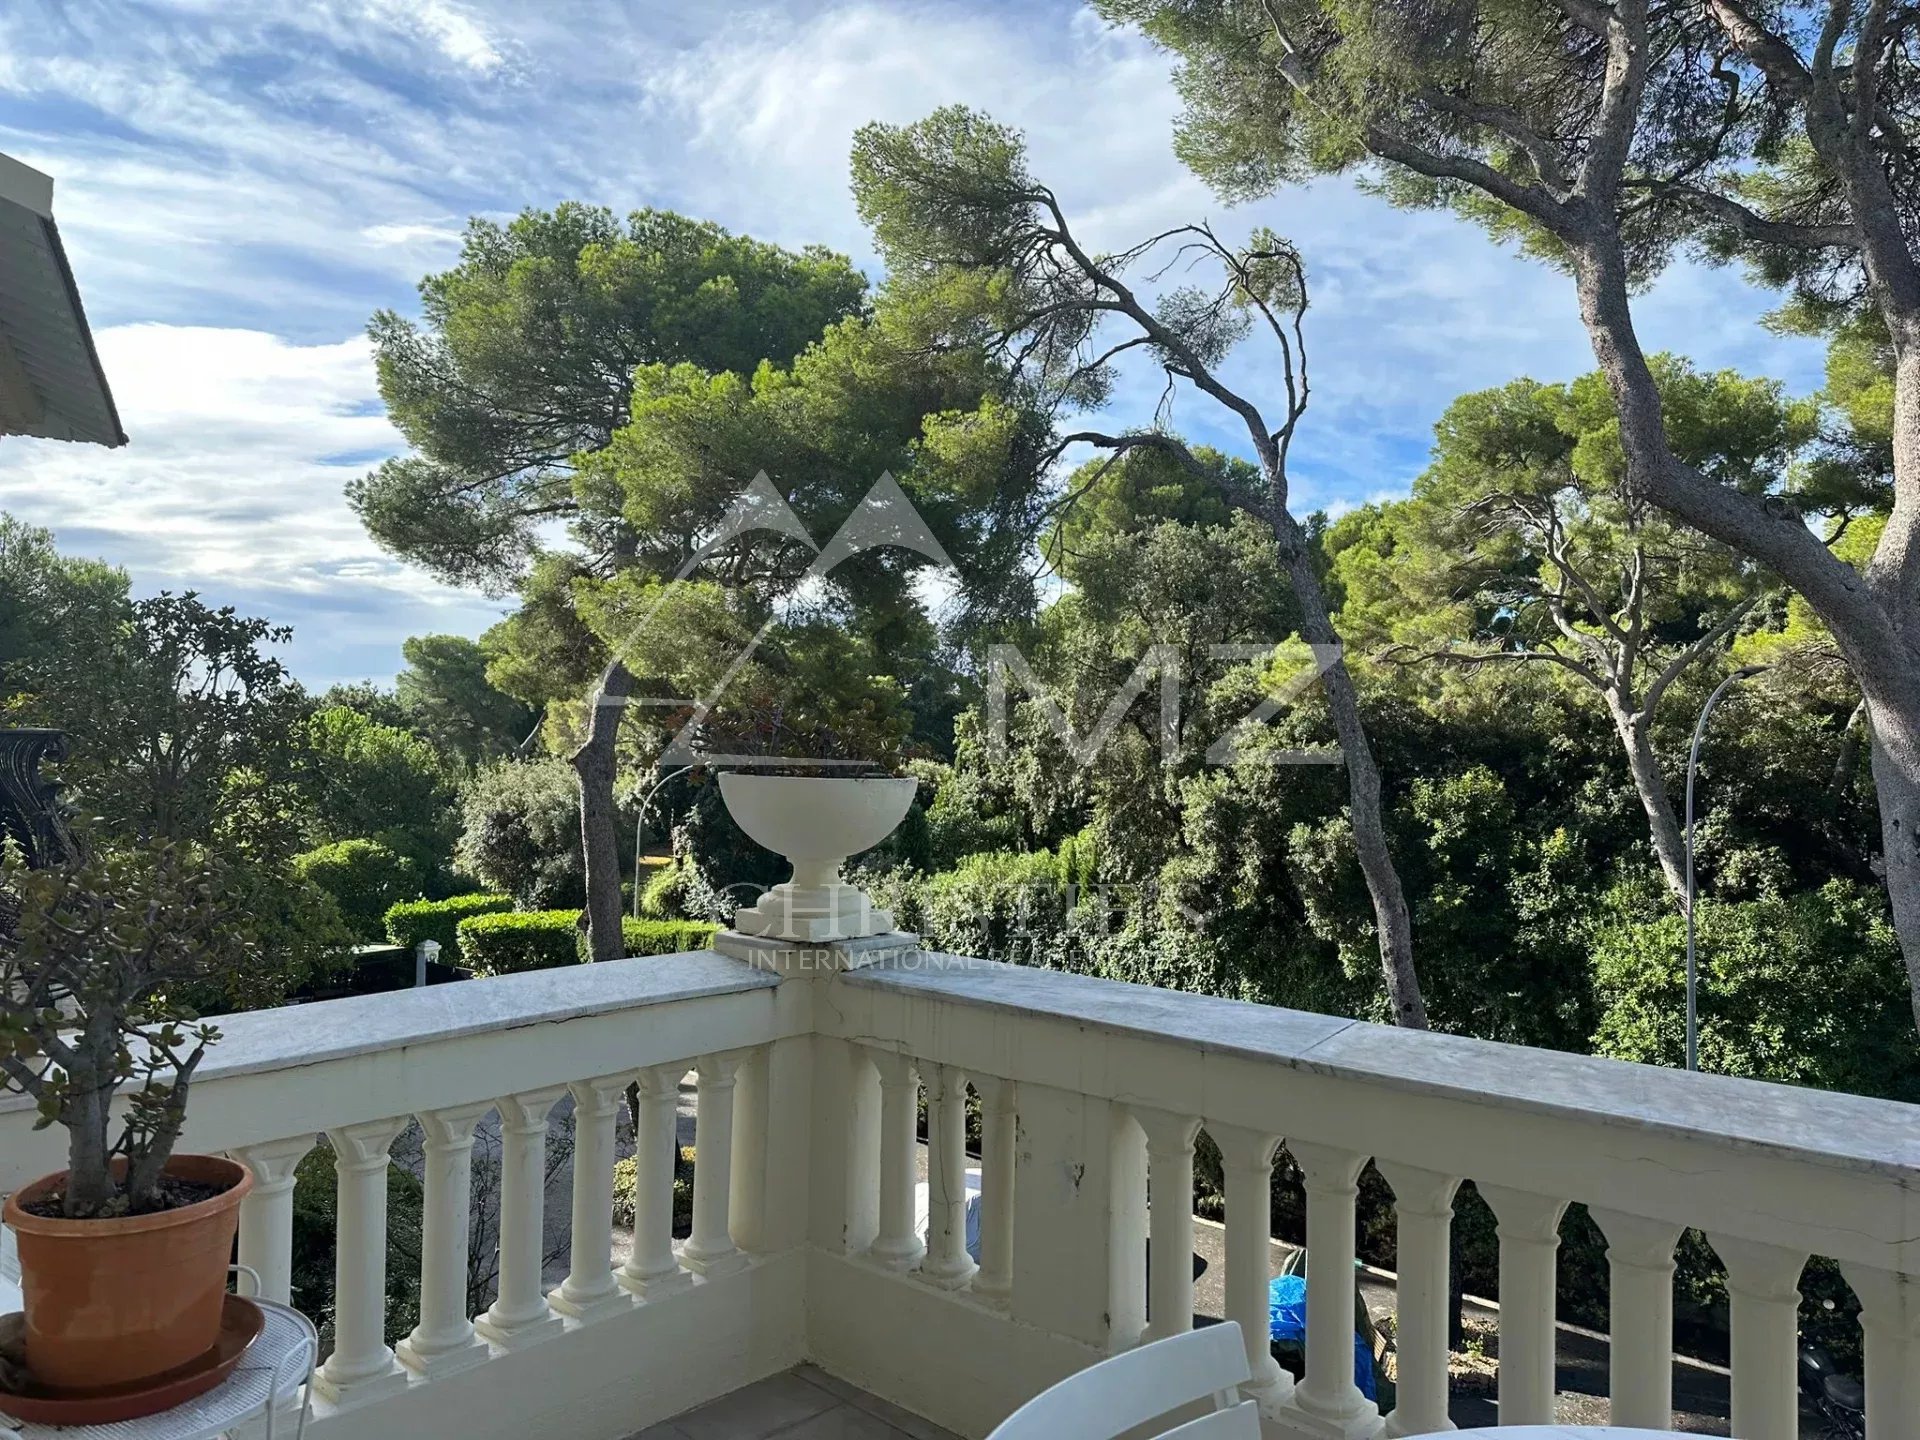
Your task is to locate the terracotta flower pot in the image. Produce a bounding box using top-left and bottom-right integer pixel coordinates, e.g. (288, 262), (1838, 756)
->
(3, 1154), (252, 1391)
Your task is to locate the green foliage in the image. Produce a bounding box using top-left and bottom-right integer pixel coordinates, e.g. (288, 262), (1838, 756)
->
(354, 204), (867, 589)
(383, 892), (514, 966)
(620, 917), (718, 956)
(1592, 879), (1920, 1101)
(457, 909), (585, 976)
(455, 908), (714, 976)
(453, 759), (585, 908)
(302, 706), (460, 885)
(611, 1150), (693, 1233)
(0, 838), (262, 1217)
(396, 633), (537, 767)
(292, 838), (423, 943)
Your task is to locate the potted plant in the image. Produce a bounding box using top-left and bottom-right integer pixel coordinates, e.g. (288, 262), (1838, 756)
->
(0, 838), (259, 1396)
(688, 701), (919, 941)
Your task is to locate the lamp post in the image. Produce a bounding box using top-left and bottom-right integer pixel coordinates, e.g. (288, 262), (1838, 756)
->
(1683, 665), (1769, 1072)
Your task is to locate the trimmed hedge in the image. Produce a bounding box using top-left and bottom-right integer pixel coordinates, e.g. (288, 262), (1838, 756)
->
(384, 893), (513, 966)
(292, 838), (421, 943)
(457, 909), (583, 976)
(456, 910), (717, 976)
(622, 917), (717, 956)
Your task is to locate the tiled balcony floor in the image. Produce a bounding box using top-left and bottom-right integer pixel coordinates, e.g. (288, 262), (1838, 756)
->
(631, 1365), (963, 1439)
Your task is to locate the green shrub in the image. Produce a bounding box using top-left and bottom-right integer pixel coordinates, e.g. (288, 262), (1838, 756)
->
(453, 759), (587, 908)
(458, 909), (584, 976)
(612, 1147), (694, 1235)
(292, 838), (422, 942)
(384, 892), (513, 966)
(621, 917), (717, 956)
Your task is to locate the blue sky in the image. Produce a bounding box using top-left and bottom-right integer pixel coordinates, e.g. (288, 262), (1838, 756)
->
(0, 0), (1826, 688)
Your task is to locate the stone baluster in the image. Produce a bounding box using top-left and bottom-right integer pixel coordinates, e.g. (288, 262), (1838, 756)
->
(869, 1050), (924, 1270)
(921, 1063), (977, 1288)
(313, 1117), (411, 1406)
(1588, 1208), (1684, 1430)
(550, 1073), (632, 1321)
(1210, 1123), (1288, 1400)
(1137, 1108), (1202, 1341)
(1284, 1141), (1377, 1437)
(1478, 1184), (1568, 1426)
(1108, 1112), (1149, 1352)
(395, 1102), (494, 1378)
(729, 1046), (769, 1255)
(1375, 1162), (1461, 1438)
(229, 1135), (315, 1306)
(681, 1052), (745, 1276)
(1709, 1235), (1806, 1440)
(975, 1075), (1017, 1304)
(475, 1087), (566, 1349)
(619, 1064), (691, 1299)
(1839, 1262), (1920, 1440)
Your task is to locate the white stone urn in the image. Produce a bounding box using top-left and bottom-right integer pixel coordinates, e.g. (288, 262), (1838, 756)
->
(718, 772), (917, 941)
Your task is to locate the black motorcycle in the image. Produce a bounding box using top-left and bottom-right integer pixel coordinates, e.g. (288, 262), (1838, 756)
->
(1799, 1339), (1865, 1439)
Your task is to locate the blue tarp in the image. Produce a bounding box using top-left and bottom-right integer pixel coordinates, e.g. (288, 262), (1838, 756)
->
(1267, 1274), (1377, 1402)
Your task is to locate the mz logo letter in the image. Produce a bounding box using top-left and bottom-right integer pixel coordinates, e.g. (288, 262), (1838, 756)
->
(984, 643), (1344, 770)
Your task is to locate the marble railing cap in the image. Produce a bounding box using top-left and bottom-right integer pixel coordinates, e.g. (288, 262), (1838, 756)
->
(842, 951), (1920, 1181)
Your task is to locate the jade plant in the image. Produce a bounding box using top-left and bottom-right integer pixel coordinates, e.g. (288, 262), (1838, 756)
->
(0, 839), (259, 1218)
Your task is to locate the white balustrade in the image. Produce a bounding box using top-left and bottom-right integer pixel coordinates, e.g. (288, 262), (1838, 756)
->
(1283, 1140), (1377, 1438)
(397, 1101), (495, 1377)
(4, 942), (1915, 1440)
(921, 1062), (978, 1289)
(869, 1049), (924, 1270)
(475, 1087), (566, 1349)
(550, 1073), (632, 1321)
(1478, 1184), (1569, 1425)
(1136, 1107), (1202, 1341)
(1588, 1206), (1684, 1429)
(314, 1116), (411, 1406)
(729, 1046), (770, 1256)
(1841, 1261), (1920, 1440)
(976, 1074), (1017, 1303)
(229, 1134), (315, 1306)
(1107, 1110), (1150, 1352)
(681, 1052), (745, 1276)
(619, 1062), (692, 1299)
(1375, 1162), (1460, 1437)
(1210, 1122), (1287, 1400)
(1709, 1233), (1807, 1440)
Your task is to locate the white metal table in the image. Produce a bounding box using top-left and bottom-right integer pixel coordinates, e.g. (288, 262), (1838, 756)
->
(0, 1286), (315, 1440)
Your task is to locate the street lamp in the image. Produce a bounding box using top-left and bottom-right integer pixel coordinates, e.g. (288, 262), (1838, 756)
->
(1683, 664), (1769, 1072)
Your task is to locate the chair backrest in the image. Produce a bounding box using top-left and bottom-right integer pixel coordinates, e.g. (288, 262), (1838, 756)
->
(986, 1322), (1259, 1440)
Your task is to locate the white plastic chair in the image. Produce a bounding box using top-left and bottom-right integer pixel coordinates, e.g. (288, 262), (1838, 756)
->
(986, 1322), (1260, 1440)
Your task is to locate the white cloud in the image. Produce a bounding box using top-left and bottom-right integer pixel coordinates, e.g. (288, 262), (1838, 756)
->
(0, 325), (505, 684)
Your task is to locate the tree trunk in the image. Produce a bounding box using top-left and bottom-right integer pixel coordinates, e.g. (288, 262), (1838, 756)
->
(1272, 509), (1429, 1029)
(570, 659), (635, 966)
(1571, 234), (1920, 1030)
(1611, 703), (1689, 906)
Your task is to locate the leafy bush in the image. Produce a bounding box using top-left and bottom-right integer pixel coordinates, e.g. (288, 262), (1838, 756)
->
(611, 1147), (694, 1235)
(453, 759), (586, 908)
(303, 705), (460, 887)
(622, 917), (717, 955)
(384, 892), (514, 966)
(457, 909), (584, 976)
(457, 909), (717, 976)
(292, 838), (422, 942)
(1591, 878), (1920, 1102)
